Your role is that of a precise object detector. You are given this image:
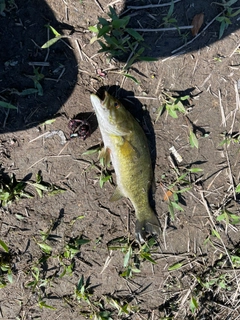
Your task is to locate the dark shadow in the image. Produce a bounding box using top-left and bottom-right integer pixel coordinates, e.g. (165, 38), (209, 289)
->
(0, 0), (78, 133)
(52, 208), (65, 231)
(117, 0), (240, 60)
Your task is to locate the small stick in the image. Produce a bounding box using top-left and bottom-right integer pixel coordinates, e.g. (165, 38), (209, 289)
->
(133, 26), (193, 32)
(57, 67), (66, 82)
(29, 131), (50, 143)
(128, 0), (181, 9)
(127, 95), (158, 100)
(28, 62), (50, 67)
(225, 146), (236, 201)
(94, 0), (104, 13)
(163, 215), (168, 250)
(100, 251), (113, 274)
(27, 154), (71, 169)
(75, 39), (84, 61)
(218, 89), (226, 127)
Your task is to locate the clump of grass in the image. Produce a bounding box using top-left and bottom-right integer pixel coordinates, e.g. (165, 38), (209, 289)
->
(0, 170), (65, 207)
(219, 131), (240, 146)
(0, 172), (33, 206)
(156, 91), (199, 148)
(156, 91), (188, 120)
(215, 0), (240, 39)
(89, 6), (156, 69)
(108, 236), (157, 279)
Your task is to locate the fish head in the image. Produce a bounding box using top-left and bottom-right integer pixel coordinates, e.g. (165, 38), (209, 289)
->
(90, 92), (133, 136)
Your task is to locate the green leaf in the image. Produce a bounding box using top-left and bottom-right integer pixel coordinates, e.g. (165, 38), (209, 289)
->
(98, 25), (111, 38)
(88, 25), (99, 33)
(112, 16), (130, 29)
(174, 100), (185, 113)
(77, 275), (84, 291)
(180, 95), (190, 101)
(123, 246), (132, 268)
(15, 213), (25, 220)
(168, 262), (183, 271)
(39, 300), (56, 310)
(82, 146), (101, 155)
(190, 296), (198, 313)
(41, 36), (62, 49)
(168, 201), (175, 220)
(231, 9), (240, 17)
(7, 272), (13, 284)
(0, 239), (9, 253)
(99, 174), (112, 188)
(219, 21), (226, 39)
(236, 184), (240, 193)
(0, 282), (7, 289)
(229, 214), (240, 224)
(188, 168), (203, 173)
(48, 188), (65, 196)
(189, 130), (199, 148)
(0, 101), (17, 109)
(48, 25), (61, 37)
(167, 106), (178, 118)
(18, 88), (39, 96)
(37, 242), (52, 254)
(121, 73), (140, 84)
(41, 119), (56, 126)
(171, 201), (184, 212)
(217, 212), (227, 222)
(33, 183), (50, 191)
(125, 28), (144, 41)
(98, 17), (109, 26)
(75, 239), (90, 246)
(211, 229), (221, 239)
(140, 252), (156, 264)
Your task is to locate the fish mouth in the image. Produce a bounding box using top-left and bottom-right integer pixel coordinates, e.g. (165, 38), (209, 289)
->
(90, 93), (104, 111)
(90, 91), (110, 111)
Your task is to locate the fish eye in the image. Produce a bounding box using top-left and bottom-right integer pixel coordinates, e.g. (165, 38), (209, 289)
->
(114, 102), (120, 109)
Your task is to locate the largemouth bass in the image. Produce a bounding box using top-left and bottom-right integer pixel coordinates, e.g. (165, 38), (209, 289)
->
(90, 91), (160, 242)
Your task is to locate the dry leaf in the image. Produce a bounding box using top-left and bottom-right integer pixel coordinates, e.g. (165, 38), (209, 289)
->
(191, 13), (204, 36)
(163, 190), (173, 201)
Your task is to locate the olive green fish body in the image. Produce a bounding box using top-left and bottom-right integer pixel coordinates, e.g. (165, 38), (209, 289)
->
(91, 92), (160, 241)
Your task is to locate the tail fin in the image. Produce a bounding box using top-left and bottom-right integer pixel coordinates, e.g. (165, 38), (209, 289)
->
(135, 212), (161, 243)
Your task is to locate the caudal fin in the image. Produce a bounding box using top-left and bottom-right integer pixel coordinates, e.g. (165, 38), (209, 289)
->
(135, 212), (161, 243)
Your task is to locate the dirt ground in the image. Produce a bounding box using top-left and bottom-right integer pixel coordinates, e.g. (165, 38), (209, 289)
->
(1, 0), (240, 319)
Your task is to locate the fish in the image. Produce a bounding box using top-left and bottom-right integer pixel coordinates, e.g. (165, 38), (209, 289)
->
(90, 91), (160, 242)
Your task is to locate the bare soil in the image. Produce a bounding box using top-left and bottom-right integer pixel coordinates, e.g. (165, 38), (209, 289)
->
(1, 0), (240, 319)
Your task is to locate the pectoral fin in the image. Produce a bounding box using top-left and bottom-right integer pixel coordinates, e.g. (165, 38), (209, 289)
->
(110, 187), (124, 202)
